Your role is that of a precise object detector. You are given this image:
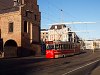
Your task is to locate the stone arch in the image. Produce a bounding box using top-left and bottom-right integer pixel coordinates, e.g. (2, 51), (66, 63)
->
(4, 39), (17, 47)
(4, 39), (18, 58)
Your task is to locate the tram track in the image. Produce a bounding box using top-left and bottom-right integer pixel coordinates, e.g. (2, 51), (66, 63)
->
(62, 59), (100, 75)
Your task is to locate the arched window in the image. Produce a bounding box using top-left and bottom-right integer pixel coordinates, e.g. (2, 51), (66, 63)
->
(9, 22), (14, 33)
(24, 21), (28, 33)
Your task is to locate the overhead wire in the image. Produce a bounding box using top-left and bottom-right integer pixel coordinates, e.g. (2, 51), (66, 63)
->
(43, 0), (96, 40)
(0, 0), (94, 40)
(43, 0), (80, 34)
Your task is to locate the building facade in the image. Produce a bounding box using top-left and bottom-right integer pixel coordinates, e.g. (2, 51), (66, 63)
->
(84, 40), (94, 50)
(0, 0), (41, 58)
(48, 24), (79, 43)
(95, 39), (100, 49)
(41, 29), (48, 42)
(84, 39), (100, 50)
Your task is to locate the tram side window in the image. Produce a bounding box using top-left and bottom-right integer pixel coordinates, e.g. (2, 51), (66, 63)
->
(51, 45), (54, 49)
(59, 44), (60, 50)
(72, 44), (74, 49)
(63, 44), (65, 49)
(66, 44), (68, 49)
(59, 44), (61, 49)
(69, 44), (72, 49)
(68, 44), (69, 49)
(55, 44), (59, 50)
(61, 44), (64, 50)
(65, 44), (68, 49)
(69, 44), (71, 49)
(70, 45), (72, 49)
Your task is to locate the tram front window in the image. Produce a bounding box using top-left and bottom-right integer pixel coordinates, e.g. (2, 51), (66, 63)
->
(46, 45), (54, 50)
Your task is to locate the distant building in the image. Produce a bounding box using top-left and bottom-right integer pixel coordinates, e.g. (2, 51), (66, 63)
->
(41, 29), (48, 42)
(84, 40), (94, 50)
(48, 24), (68, 41)
(41, 24), (79, 43)
(48, 24), (79, 43)
(0, 0), (41, 58)
(84, 39), (100, 50)
(95, 39), (100, 49)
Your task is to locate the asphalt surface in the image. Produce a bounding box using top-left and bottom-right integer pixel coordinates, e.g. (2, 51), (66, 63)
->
(91, 65), (100, 75)
(0, 50), (100, 75)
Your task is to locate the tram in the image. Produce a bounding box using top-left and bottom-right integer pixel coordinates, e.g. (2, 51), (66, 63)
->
(46, 41), (80, 58)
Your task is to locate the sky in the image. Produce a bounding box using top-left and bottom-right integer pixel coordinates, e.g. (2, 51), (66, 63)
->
(37, 0), (100, 40)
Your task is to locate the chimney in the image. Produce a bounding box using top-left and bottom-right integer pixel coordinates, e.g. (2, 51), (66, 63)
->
(13, 0), (19, 6)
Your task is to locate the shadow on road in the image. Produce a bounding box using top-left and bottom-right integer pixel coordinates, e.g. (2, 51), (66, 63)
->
(0, 56), (71, 75)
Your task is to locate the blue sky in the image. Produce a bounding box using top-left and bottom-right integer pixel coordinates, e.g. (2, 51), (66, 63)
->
(38, 0), (100, 40)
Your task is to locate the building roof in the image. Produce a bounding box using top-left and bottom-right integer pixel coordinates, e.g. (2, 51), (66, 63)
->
(96, 39), (100, 41)
(41, 29), (48, 31)
(85, 40), (94, 41)
(0, 0), (13, 9)
(0, 0), (19, 14)
(50, 24), (66, 29)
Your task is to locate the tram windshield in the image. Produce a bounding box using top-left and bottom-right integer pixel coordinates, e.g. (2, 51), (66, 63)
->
(46, 44), (60, 50)
(46, 44), (54, 50)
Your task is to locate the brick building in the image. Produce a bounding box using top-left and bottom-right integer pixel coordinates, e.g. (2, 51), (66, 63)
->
(0, 0), (41, 58)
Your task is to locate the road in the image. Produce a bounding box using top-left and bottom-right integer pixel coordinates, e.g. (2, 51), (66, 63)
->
(0, 50), (100, 75)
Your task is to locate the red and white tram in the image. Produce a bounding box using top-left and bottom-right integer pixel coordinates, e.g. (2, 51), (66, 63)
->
(46, 41), (81, 58)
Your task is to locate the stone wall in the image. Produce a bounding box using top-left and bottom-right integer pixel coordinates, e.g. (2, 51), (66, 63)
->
(0, 11), (21, 47)
(0, 0), (41, 58)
